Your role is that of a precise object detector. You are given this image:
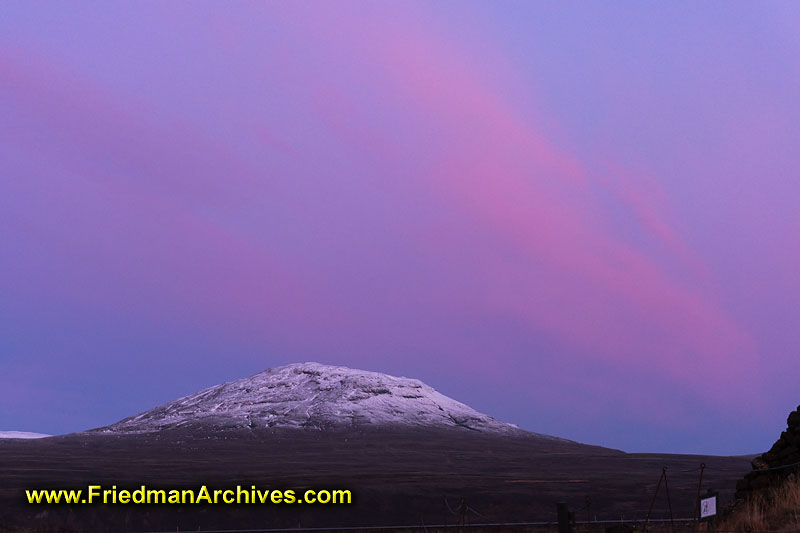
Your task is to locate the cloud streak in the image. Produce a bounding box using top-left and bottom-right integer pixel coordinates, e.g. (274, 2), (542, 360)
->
(272, 4), (758, 398)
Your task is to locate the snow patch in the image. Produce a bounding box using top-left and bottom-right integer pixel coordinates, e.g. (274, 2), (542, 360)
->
(0, 431), (51, 439)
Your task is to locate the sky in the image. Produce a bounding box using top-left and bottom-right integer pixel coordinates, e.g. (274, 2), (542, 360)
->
(1, 2), (799, 455)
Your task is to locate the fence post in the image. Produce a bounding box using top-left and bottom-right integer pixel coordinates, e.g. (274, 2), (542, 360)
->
(643, 467), (666, 533)
(692, 464), (706, 533)
(585, 495), (592, 525)
(558, 502), (573, 533)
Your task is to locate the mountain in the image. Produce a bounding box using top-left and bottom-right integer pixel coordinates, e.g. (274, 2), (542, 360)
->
(0, 431), (50, 439)
(2, 363), (754, 532)
(95, 362), (550, 437)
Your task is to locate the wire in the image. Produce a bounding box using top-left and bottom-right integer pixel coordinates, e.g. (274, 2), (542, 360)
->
(443, 496), (459, 516)
(755, 460), (800, 472)
(466, 505), (485, 519)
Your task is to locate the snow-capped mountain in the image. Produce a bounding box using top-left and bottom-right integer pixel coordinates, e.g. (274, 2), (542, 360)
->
(98, 362), (538, 436)
(0, 431), (51, 439)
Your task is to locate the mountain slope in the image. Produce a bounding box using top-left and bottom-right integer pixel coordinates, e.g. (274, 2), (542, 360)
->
(95, 362), (545, 436)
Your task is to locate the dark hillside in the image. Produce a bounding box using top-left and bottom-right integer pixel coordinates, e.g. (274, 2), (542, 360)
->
(0, 428), (749, 532)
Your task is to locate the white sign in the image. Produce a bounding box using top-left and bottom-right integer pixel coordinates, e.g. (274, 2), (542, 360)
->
(700, 495), (717, 519)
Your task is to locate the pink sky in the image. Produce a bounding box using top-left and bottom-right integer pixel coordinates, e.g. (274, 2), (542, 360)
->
(1, 2), (798, 453)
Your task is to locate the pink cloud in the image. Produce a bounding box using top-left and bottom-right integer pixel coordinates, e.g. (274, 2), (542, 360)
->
(270, 4), (760, 403)
(0, 5), (764, 421)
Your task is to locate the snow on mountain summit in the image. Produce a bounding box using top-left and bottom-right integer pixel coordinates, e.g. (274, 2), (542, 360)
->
(100, 362), (528, 435)
(0, 431), (51, 439)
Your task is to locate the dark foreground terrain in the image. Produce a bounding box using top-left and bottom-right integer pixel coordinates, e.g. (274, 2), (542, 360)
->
(0, 428), (751, 532)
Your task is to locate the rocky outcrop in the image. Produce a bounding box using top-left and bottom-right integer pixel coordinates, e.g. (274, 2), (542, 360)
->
(736, 405), (800, 497)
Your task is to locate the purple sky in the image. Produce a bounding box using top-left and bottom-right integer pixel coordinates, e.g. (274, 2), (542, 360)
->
(2, 2), (799, 454)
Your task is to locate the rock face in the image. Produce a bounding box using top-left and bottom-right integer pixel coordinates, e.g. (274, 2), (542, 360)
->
(736, 405), (800, 497)
(95, 362), (545, 437)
